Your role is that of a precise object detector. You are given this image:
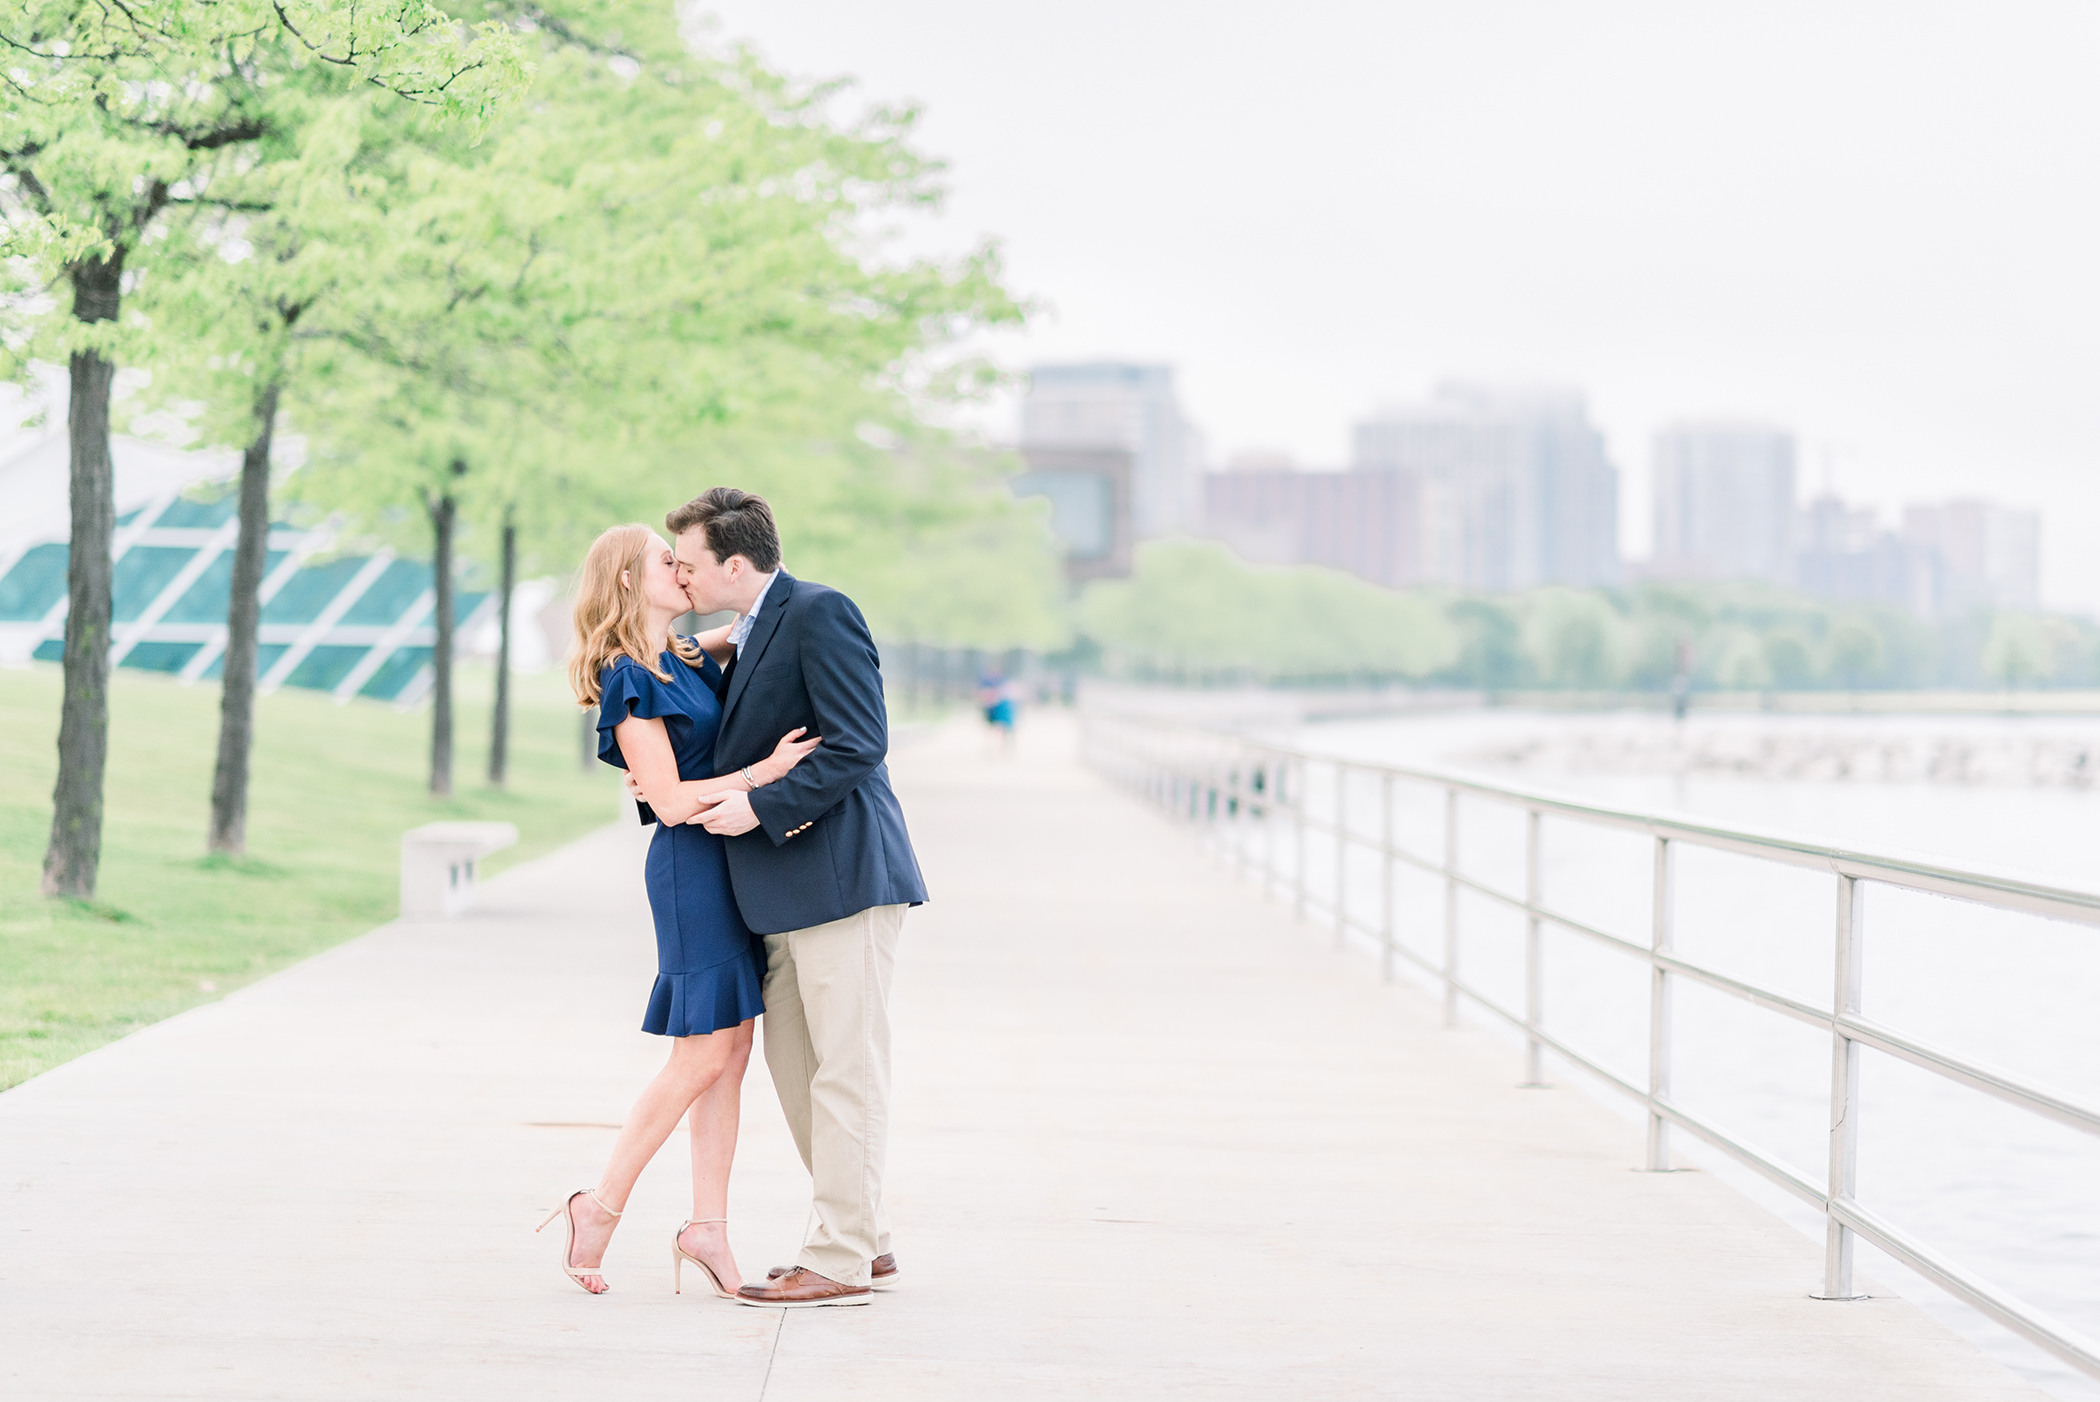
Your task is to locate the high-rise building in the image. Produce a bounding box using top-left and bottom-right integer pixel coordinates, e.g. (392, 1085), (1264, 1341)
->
(1010, 445), (1134, 583)
(1020, 363), (1200, 538)
(1200, 460), (1420, 587)
(1352, 383), (1619, 590)
(1901, 500), (2041, 613)
(1793, 494), (1926, 610)
(1650, 422), (1795, 582)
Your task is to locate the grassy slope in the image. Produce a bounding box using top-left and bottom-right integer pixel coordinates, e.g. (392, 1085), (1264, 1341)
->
(0, 662), (618, 1088)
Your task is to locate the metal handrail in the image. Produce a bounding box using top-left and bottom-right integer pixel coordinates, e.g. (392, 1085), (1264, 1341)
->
(1082, 709), (2100, 1382)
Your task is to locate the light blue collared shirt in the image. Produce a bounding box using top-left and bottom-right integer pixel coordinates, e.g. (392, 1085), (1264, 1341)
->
(726, 571), (779, 658)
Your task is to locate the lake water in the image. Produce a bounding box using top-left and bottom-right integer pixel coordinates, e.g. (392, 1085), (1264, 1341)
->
(1259, 709), (2100, 1399)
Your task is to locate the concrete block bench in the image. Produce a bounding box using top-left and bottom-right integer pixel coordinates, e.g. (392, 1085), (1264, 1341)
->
(400, 821), (519, 919)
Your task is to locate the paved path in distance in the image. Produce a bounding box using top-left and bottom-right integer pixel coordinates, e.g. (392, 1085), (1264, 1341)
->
(1, 714), (2047, 1400)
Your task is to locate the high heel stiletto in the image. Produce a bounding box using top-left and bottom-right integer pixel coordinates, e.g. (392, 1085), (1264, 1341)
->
(673, 1218), (737, 1299)
(537, 1189), (621, 1294)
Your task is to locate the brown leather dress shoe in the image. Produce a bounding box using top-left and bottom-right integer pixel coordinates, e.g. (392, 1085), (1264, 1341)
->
(736, 1266), (873, 1308)
(766, 1253), (899, 1290)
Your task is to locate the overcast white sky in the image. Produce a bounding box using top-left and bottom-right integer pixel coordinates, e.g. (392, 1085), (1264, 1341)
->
(698, 1), (2100, 612)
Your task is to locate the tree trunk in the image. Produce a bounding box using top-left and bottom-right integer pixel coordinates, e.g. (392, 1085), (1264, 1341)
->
(42, 251), (125, 900)
(208, 381), (280, 855)
(488, 508), (515, 786)
(427, 481), (459, 797)
(44, 348), (117, 897)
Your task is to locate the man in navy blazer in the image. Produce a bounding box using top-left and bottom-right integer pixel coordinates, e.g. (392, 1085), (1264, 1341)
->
(670, 487), (926, 1308)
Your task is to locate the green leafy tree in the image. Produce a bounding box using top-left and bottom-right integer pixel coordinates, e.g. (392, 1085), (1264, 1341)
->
(1981, 613), (2059, 688)
(1706, 626), (1773, 691)
(1762, 629), (1818, 688)
(1078, 542), (1455, 684)
(135, 76), (532, 841)
(284, 0), (1039, 795)
(1443, 598), (1527, 690)
(1520, 588), (1624, 689)
(0, 0), (521, 892)
(1824, 615), (1889, 690)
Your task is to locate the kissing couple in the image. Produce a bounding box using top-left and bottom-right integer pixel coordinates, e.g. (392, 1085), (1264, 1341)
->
(541, 487), (926, 1308)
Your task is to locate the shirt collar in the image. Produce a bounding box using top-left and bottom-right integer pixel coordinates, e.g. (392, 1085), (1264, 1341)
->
(728, 570), (780, 656)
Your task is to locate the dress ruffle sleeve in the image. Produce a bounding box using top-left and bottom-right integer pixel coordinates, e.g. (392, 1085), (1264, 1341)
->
(596, 657), (687, 769)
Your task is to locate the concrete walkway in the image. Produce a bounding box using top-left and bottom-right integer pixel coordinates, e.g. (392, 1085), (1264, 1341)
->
(1, 715), (2046, 1400)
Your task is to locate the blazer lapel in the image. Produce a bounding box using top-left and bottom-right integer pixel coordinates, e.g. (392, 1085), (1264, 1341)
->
(719, 570), (794, 730)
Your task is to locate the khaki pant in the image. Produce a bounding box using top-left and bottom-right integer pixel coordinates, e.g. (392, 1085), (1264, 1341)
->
(759, 903), (904, 1287)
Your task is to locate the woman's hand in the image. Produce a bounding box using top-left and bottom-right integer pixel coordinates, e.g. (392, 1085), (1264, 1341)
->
(753, 727), (820, 786)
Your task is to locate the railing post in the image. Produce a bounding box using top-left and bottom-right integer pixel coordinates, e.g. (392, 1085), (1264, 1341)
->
(1442, 786), (1459, 1027)
(1523, 808), (1546, 1086)
(1262, 753), (1277, 898)
(1334, 762), (1348, 947)
(1379, 772), (1395, 983)
(1645, 835), (1675, 1170)
(1294, 758), (1308, 920)
(1231, 751), (1249, 877)
(1818, 874), (1868, 1299)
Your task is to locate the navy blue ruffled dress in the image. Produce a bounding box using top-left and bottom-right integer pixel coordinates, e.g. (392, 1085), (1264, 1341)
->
(596, 647), (766, 1037)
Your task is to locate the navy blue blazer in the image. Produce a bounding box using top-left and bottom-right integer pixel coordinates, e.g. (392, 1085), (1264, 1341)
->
(710, 571), (928, 934)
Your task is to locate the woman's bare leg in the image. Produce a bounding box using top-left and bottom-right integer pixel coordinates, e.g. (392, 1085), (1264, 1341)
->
(678, 1019), (755, 1290)
(564, 1029), (738, 1291)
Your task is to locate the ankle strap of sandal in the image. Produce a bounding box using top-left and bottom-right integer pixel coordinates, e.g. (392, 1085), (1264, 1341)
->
(681, 1217), (727, 1226)
(584, 1189), (622, 1217)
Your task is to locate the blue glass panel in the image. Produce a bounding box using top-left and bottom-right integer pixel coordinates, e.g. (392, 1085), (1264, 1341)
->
(282, 645), (367, 692)
(359, 647), (430, 700)
(200, 643), (287, 682)
(0, 544), (69, 620)
(33, 638), (62, 662)
(261, 556), (369, 626)
(115, 506), (145, 527)
(121, 641), (203, 673)
(337, 558), (431, 626)
(161, 550), (289, 624)
(154, 494), (239, 529)
(112, 547), (197, 622)
(454, 589), (489, 626)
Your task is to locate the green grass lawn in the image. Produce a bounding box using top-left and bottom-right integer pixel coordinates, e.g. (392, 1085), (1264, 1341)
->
(0, 662), (620, 1089)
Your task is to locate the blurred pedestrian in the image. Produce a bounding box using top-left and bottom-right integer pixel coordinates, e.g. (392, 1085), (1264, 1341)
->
(979, 672), (1018, 755)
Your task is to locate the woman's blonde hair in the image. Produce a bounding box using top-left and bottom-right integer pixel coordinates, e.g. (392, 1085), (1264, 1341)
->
(568, 524), (704, 707)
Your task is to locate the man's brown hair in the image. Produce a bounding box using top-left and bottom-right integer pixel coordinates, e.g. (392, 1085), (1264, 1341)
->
(667, 487), (782, 572)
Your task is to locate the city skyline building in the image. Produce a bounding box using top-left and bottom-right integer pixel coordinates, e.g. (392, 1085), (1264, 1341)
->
(1788, 494), (2044, 618)
(1200, 460), (1420, 587)
(1023, 358), (2053, 619)
(1019, 363), (1202, 539)
(1901, 500), (2041, 614)
(1352, 382), (1621, 591)
(1791, 493), (1927, 612)
(1009, 444), (1135, 584)
(1649, 421), (1796, 583)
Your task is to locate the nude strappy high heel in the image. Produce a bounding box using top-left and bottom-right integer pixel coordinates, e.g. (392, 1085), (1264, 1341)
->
(537, 1189), (621, 1294)
(673, 1217), (737, 1299)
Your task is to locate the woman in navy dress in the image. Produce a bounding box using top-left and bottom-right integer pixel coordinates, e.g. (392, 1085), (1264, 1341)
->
(540, 524), (818, 1300)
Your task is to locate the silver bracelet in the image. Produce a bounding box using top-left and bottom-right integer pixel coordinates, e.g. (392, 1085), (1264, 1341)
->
(742, 766), (759, 790)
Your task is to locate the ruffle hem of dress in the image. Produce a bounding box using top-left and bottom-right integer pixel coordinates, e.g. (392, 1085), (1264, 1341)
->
(641, 949), (765, 1037)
